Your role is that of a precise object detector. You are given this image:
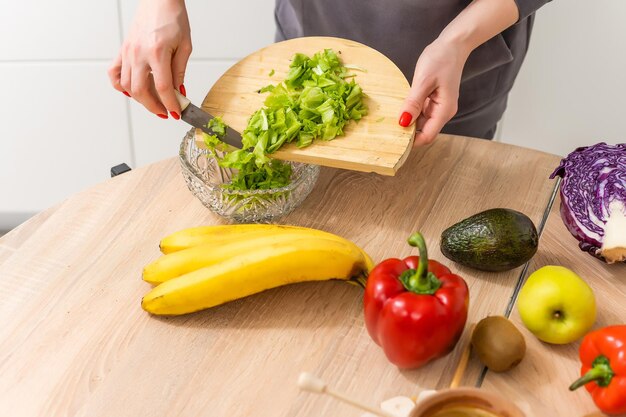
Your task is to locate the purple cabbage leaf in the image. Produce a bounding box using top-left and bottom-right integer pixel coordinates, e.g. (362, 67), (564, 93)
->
(550, 142), (626, 263)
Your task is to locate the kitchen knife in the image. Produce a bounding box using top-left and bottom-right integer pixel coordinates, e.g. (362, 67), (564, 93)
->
(175, 91), (243, 149)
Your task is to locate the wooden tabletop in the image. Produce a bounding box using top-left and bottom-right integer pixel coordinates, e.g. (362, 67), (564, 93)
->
(481, 199), (626, 417)
(0, 134), (621, 417)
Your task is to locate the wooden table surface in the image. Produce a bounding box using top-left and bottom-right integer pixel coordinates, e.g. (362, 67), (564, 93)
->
(482, 199), (626, 417)
(0, 134), (622, 417)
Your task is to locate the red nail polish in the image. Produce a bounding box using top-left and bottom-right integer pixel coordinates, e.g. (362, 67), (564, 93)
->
(157, 113), (168, 119)
(399, 111), (412, 127)
(123, 91), (131, 97)
(170, 111), (180, 120)
(179, 84), (186, 97)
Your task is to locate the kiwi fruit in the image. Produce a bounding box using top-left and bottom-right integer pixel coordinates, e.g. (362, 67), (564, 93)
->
(471, 316), (526, 372)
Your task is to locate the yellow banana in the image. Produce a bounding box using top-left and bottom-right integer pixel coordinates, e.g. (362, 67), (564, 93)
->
(158, 224), (375, 270)
(159, 224), (310, 254)
(144, 232), (354, 285)
(141, 237), (368, 316)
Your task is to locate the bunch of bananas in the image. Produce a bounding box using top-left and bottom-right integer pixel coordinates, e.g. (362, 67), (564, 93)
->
(141, 224), (375, 316)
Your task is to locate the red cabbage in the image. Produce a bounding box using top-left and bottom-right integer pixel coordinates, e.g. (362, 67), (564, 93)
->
(550, 142), (626, 263)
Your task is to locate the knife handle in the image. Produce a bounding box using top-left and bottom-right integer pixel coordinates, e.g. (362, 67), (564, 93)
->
(175, 90), (191, 111)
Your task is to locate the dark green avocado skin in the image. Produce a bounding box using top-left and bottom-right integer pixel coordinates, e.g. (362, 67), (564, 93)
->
(440, 208), (538, 272)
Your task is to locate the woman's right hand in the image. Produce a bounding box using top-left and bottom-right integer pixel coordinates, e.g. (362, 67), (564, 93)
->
(108, 0), (192, 119)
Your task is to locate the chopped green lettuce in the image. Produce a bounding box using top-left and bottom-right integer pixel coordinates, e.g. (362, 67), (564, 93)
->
(202, 49), (367, 191)
(202, 116), (231, 153)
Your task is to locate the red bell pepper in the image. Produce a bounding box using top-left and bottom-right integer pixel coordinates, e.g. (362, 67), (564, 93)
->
(363, 232), (469, 369)
(569, 325), (626, 415)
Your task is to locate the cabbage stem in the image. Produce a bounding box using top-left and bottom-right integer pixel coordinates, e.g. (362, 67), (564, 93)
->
(602, 200), (626, 263)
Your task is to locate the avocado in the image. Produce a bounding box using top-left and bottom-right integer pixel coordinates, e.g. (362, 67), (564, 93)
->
(440, 208), (538, 272)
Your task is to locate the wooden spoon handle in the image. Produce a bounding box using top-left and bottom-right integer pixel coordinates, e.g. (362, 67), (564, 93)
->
(450, 325), (475, 389)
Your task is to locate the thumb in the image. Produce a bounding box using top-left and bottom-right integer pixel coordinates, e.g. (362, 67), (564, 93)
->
(399, 79), (434, 127)
(171, 41), (192, 95)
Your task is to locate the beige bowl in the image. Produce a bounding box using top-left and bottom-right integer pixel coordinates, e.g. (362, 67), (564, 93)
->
(410, 388), (525, 417)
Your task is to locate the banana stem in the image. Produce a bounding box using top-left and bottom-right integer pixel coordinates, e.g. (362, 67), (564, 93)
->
(349, 274), (367, 289)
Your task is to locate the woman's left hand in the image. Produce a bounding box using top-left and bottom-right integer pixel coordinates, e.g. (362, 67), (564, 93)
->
(399, 39), (470, 146)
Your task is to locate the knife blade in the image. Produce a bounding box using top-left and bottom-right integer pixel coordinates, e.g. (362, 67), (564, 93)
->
(175, 91), (243, 149)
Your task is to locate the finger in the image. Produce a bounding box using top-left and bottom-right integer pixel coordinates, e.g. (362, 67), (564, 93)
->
(415, 114), (427, 131)
(151, 49), (181, 118)
(108, 53), (129, 96)
(413, 106), (450, 146)
(415, 92), (458, 146)
(412, 98), (430, 147)
(171, 41), (192, 95)
(131, 64), (168, 116)
(421, 97), (436, 118)
(399, 75), (436, 127)
(412, 114), (428, 148)
(417, 98), (432, 123)
(120, 47), (132, 97)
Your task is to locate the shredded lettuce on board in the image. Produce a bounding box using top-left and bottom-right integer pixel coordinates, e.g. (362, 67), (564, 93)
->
(203, 49), (368, 191)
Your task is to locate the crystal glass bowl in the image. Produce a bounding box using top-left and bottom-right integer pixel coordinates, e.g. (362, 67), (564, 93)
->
(179, 129), (320, 223)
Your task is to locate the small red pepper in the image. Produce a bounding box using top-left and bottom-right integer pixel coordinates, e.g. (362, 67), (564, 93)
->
(569, 325), (626, 415)
(363, 232), (469, 369)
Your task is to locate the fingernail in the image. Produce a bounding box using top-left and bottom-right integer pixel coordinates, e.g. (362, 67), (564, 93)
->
(123, 91), (131, 97)
(179, 84), (186, 97)
(399, 112), (412, 127)
(157, 113), (168, 119)
(170, 111), (180, 120)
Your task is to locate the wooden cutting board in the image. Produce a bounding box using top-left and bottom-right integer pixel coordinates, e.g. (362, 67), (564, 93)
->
(195, 36), (415, 176)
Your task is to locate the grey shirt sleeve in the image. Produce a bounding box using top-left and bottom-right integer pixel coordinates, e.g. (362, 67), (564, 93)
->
(514, 0), (552, 21)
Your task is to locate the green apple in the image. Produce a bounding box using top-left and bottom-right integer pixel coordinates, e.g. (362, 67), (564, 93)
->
(517, 265), (596, 344)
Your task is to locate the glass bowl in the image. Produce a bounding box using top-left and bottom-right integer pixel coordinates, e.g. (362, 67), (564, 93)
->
(179, 129), (320, 223)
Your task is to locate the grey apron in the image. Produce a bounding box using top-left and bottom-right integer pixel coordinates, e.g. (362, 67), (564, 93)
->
(274, 0), (544, 139)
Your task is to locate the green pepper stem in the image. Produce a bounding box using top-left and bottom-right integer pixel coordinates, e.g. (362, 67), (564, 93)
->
(400, 232), (442, 295)
(408, 233), (429, 286)
(569, 355), (614, 391)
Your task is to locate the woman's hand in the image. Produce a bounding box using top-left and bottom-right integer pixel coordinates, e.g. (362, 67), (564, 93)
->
(399, 39), (470, 146)
(399, 0), (519, 146)
(108, 0), (192, 119)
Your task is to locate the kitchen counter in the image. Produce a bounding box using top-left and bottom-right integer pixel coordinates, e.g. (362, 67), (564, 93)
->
(0, 134), (621, 416)
(481, 199), (626, 417)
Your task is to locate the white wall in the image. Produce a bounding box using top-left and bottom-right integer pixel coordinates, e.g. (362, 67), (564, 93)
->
(1, 0), (624, 230)
(120, 0), (276, 167)
(0, 0), (131, 230)
(498, 0), (626, 155)
(0, 0), (275, 230)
